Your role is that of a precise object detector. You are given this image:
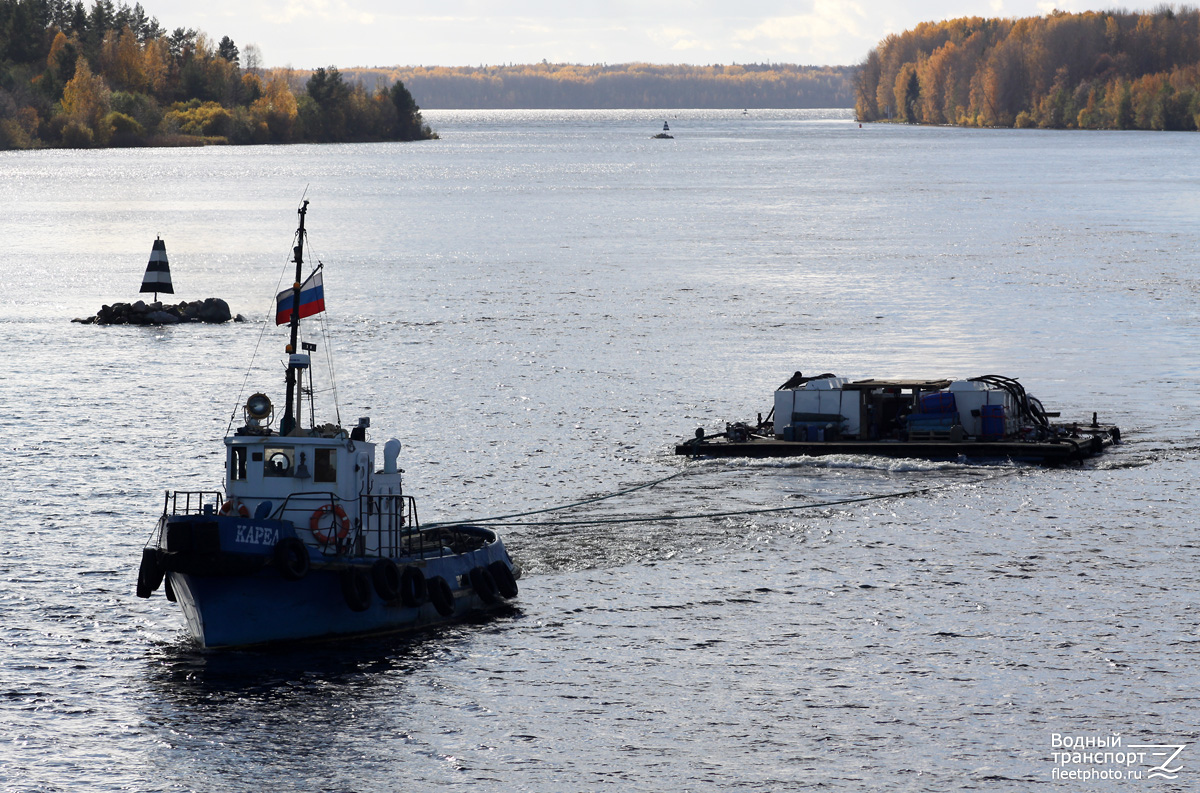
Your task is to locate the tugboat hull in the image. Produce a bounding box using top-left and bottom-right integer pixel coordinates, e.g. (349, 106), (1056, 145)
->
(167, 547), (513, 649)
(146, 513), (518, 649)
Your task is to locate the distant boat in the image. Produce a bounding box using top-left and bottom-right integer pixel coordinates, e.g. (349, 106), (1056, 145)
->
(139, 237), (173, 301)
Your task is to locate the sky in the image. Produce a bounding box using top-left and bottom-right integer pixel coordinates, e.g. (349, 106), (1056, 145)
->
(151, 0), (1131, 69)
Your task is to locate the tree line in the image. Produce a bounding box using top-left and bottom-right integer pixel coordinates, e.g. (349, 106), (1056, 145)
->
(340, 63), (857, 109)
(0, 0), (433, 148)
(856, 8), (1200, 130)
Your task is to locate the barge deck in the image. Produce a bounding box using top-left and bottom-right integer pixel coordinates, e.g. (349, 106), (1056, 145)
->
(675, 430), (1118, 464)
(675, 372), (1120, 465)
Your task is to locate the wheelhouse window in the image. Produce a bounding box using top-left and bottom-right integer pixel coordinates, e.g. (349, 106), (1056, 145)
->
(314, 448), (337, 483)
(264, 447), (294, 477)
(230, 447), (248, 480)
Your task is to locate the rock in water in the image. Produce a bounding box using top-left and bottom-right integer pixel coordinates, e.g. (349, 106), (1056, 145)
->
(73, 298), (238, 325)
(145, 310), (181, 324)
(197, 298), (231, 323)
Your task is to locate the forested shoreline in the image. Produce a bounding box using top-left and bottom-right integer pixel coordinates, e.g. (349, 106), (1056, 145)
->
(0, 0), (433, 148)
(25, 1), (1200, 149)
(340, 63), (856, 109)
(856, 8), (1200, 130)
(0, 0), (857, 149)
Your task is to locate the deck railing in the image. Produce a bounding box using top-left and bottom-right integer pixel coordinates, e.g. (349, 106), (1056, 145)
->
(163, 489), (483, 561)
(162, 490), (225, 517)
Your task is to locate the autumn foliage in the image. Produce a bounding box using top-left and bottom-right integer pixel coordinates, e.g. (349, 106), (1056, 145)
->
(856, 8), (1200, 130)
(0, 0), (434, 149)
(339, 63), (856, 109)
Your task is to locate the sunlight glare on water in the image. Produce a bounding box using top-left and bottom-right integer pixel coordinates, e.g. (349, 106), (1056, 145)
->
(1, 109), (1198, 791)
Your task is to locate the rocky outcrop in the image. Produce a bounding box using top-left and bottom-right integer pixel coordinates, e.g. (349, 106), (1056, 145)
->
(73, 298), (245, 325)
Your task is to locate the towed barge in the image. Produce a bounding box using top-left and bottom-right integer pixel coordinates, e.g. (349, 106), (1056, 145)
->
(676, 372), (1120, 465)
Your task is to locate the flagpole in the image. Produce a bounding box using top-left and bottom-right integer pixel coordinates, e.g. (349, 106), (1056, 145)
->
(280, 200), (308, 436)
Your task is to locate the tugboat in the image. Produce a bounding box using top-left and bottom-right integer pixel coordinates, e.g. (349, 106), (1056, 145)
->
(135, 201), (519, 648)
(676, 372), (1120, 465)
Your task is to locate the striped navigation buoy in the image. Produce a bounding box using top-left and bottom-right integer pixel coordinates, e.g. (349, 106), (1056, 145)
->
(140, 237), (174, 301)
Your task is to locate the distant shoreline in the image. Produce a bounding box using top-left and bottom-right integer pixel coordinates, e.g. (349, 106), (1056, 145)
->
(337, 64), (857, 111)
(1, 8), (855, 153)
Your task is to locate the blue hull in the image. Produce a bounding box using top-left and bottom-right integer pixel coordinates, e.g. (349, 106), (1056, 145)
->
(170, 562), (507, 648)
(154, 515), (517, 648)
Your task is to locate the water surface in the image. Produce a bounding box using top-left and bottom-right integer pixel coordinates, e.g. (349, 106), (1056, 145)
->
(1, 108), (1197, 791)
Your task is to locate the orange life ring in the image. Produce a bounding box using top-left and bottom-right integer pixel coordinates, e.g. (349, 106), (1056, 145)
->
(220, 500), (249, 517)
(311, 503), (350, 543)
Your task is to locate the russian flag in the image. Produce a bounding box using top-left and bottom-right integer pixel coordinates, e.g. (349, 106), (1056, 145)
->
(276, 270), (325, 325)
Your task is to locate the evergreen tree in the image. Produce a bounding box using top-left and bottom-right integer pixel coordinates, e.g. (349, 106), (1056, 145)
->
(217, 35), (237, 64)
(388, 79), (428, 139)
(305, 66), (349, 140)
(68, 0), (86, 35)
(86, 0), (111, 32)
(2, 0), (44, 63)
(168, 26), (194, 59)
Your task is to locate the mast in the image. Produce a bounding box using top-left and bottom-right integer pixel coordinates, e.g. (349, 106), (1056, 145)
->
(280, 200), (308, 437)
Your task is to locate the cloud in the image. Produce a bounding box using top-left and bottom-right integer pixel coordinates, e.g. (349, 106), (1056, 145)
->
(513, 21), (555, 34)
(732, 0), (871, 61)
(644, 25), (716, 55)
(275, 0), (372, 26)
(148, 0), (1145, 69)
